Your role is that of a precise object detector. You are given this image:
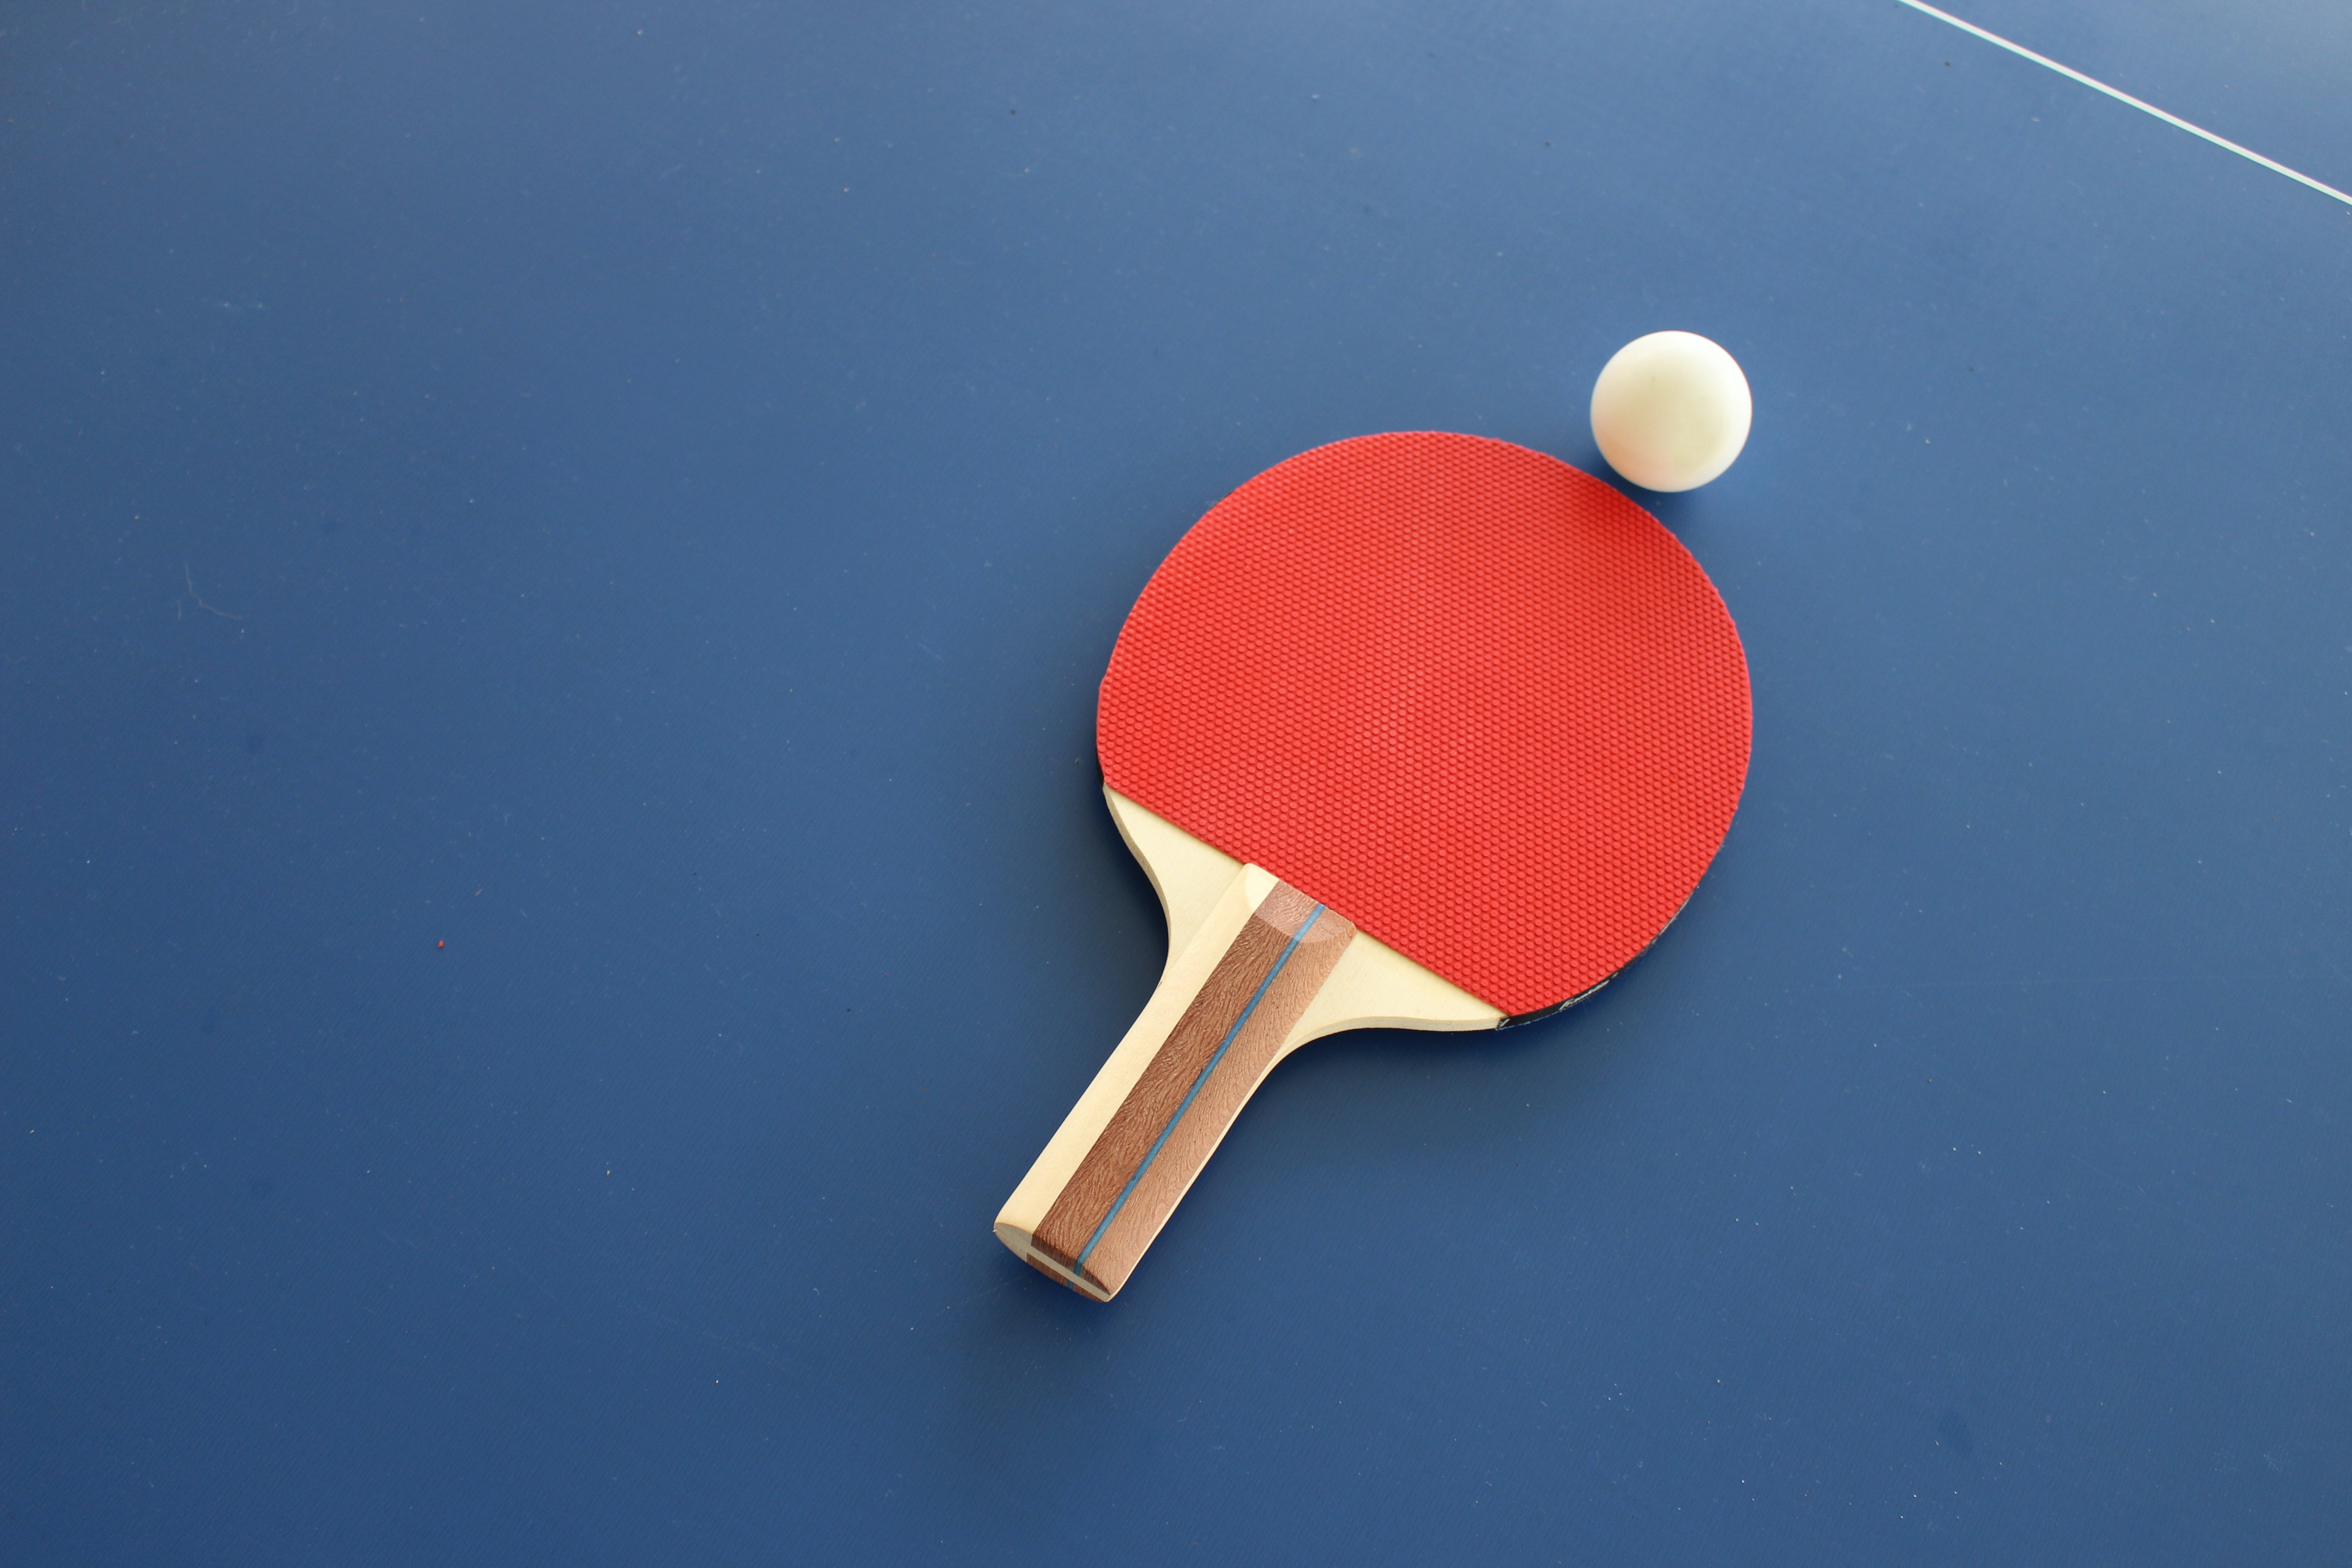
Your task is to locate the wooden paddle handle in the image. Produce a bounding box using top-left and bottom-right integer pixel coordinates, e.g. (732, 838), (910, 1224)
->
(994, 865), (1357, 1300)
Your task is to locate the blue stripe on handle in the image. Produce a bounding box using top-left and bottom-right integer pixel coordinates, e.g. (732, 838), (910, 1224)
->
(1073, 904), (1327, 1281)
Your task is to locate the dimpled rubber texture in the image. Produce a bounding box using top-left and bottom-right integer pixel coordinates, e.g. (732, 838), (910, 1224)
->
(1098, 431), (1751, 1019)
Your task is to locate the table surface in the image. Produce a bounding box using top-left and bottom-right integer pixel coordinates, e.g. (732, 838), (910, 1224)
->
(5, 2), (2347, 1562)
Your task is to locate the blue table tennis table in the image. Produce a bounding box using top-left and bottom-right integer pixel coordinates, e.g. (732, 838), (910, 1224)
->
(4, 2), (2345, 1562)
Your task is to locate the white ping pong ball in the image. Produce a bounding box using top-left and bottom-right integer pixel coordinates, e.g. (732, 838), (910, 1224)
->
(1588, 331), (1752, 493)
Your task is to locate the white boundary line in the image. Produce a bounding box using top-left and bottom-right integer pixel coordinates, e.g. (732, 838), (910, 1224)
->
(1893, 0), (2352, 208)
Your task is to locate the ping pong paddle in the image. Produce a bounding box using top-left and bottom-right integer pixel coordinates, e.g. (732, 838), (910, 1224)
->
(995, 431), (1751, 1300)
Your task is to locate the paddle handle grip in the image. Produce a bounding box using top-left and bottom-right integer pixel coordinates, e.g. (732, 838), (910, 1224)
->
(994, 868), (1357, 1300)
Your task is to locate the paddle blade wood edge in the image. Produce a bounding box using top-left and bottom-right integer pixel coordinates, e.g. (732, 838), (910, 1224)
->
(994, 791), (1501, 1300)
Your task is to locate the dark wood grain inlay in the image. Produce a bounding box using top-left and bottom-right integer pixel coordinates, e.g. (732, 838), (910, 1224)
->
(1030, 879), (1355, 1296)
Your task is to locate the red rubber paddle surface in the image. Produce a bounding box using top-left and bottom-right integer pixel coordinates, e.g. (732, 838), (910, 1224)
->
(1098, 431), (1752, 1018)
